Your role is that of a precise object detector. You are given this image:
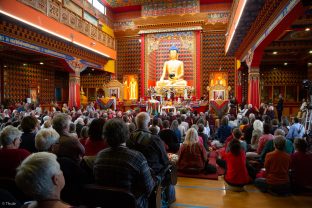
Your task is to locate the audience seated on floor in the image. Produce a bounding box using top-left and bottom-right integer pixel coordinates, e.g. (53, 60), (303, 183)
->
(15, 152), (72, 208)
(52, 113), (72, 137)
(84, 118), (108, 156)
(2, 101), (312, 203)
(260, 129), (294, 162)
(55, 134), (89, 205)
(94, 119), (155, 208)
(0, 125), (30, 178)
(290, 138), (312, 193)
(255, 135), (291, 195)
(20, 116), (39, 153)
(286, 117), (305, 141)
(159, 120), (180, 153)
(257, 123), (274, 155)
(35, 128), (60, 152)
(224, 139), (251, 191)
(127, 112), (169, 178)
(178, 128), (216, 174)
(217, 116), (232, 143)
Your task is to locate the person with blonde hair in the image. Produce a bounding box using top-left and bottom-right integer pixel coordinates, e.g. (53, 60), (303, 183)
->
(177, 128), (216, 174)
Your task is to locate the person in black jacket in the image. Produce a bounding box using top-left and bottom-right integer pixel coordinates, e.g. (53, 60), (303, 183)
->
(277, 94), (284, 122)
(158, 120), (180, 153)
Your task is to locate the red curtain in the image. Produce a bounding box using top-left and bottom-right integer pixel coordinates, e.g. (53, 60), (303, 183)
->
(196, 31), (201, 99)
(140, 34), (145, 98)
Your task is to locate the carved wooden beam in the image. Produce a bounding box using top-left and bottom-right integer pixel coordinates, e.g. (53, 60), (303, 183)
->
(133, 13), (207, 29)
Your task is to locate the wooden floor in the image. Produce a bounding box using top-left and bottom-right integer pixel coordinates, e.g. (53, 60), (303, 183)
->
(172, 177), (312, 208)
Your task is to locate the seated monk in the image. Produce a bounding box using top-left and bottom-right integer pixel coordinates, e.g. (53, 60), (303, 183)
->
(156, 46), (187, 87)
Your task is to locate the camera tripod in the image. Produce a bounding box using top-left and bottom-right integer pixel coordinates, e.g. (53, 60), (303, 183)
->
(304, 108), (312, 134)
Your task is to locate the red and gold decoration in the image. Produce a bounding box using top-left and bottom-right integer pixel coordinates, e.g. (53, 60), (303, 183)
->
(207, 72), (230, 101)
(210, 100), (229, 118)
(123, 75), (138, 100)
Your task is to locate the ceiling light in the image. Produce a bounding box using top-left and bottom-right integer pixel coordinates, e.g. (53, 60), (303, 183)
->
(91, 68), (95, 71)
(40, 62), (44, 65)
(4, 65), (7, 68)
(225, 0), (248, 53)
(273, 67), (277, 70)
(23, 63), (27, 66)
(309, 50), (312, 54)
(305, 28), (310, 31)
(284, 62), (288, 66)
(308, 63), (312, 66)
(273, 51), (278, 55)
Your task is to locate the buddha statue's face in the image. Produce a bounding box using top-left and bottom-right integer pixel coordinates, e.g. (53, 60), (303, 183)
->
(169, 50), (178, 59)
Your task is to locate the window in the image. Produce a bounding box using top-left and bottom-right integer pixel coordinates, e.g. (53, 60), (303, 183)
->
(84, 11), (98, 25)
(87, 0), (106, 15)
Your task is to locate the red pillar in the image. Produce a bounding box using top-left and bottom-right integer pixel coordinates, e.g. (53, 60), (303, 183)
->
(247, 67), (260, 108)
(140, 34), (145, 98)
(69, 73), (81, 109)
(0, 65), (3, 104)
(196, 31), (201, 99)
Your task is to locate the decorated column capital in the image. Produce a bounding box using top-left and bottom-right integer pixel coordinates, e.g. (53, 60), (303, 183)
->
(245, 49), (254, 69)
(69, 74), (81, 84)
(66, 58), (88, 75)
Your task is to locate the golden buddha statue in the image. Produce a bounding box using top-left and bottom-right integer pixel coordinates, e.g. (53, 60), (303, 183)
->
(156, 46), (187, 87)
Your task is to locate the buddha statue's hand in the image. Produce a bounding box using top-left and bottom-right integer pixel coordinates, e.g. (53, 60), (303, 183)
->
(169, 73), (175, 79)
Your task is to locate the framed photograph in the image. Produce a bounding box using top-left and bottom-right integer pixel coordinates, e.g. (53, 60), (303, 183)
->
(109, 87), (119, 98)
(30, 88), (38, 103)
(213, 90), (225, 100)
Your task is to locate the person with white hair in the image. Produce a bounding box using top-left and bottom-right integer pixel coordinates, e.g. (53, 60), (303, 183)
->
(15, 152), (71, 208)
(35, 128), (60, 152)
(126, 112), (169, 178)
(260, 128), (294, 162)
(41, 116), (51, 129)
(266, 105), (275, 120)
(251, 120), (263, 150)
(0, 125), (30, 178)
(52, 113), (71, 136)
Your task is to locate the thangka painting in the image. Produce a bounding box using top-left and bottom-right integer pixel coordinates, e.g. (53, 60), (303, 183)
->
(208, 72), (229, 100)
(145, 31), (196, 89)
(123, 74), (138, 100)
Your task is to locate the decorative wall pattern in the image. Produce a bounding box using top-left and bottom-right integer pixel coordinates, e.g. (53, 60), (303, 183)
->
(145, 31), (196, 87)
(19, 0), (115, 49)
(260, 68), (306, 86)
(113, 20), (136, 31)
(105, 0), (177, 8)
(142, 0), (199, 17)
(80, 71), (111, 88)
(3, 64), (55, 103)
(116, 37), (141, 94)
(201, 32), (235, 95)
(207, 11), (230, 24)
